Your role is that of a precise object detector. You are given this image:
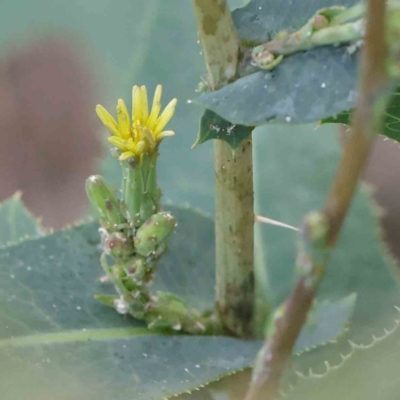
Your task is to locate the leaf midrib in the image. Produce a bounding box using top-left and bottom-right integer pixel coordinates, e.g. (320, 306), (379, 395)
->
(0, 327), (166, 348)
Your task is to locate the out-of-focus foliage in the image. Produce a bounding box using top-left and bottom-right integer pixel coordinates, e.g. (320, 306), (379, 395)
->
(0, 193), (42, 246)
(1, 1), (399, 400)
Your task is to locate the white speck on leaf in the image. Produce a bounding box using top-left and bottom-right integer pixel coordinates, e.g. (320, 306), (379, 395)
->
(227, 124), (236, 135)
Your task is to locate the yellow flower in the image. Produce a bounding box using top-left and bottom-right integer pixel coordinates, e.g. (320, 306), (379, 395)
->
(96, 85), (177, 161)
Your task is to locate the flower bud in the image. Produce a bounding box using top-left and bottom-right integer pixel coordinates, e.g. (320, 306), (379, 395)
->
(102, 231), (135, 259)
(86, 175), (126, 228)
(145, 291), (206, 334)
(134, 212), (176, 257)
(145, 291), (192, 331)
(312, 14), (329, 31)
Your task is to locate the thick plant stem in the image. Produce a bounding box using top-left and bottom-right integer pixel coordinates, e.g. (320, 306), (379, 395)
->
(245, 0), (389, 398)
(191, 0), (239, 90)
(192, 0), (256, 338)
(215, 139), (255, 338)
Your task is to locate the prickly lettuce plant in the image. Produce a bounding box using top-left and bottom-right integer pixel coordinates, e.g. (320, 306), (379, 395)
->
(87, 85), (219, 334)
(1, 0), (400, 400)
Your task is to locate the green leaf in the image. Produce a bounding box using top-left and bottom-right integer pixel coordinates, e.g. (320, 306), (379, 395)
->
(322, 87), (400, 143)
(0, 205), (216, 400)
(194, 0), (360, 127)
(0, 192), (42, 247)
(296, 293), (357, 351)
(285, 315), (400, 400)
(179, 124), (400, 399)
(254, 124), (400, 343)
(173, 294), (357, 400)
(0, 202), (356, 400)
(193, 110), (253, 149)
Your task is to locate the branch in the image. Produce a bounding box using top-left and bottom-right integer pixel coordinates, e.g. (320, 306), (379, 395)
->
(245, 0), (390, 397)
(192, 0), (240, 90)
(192, 0), (257, 338)
(323, 0), (389, 246)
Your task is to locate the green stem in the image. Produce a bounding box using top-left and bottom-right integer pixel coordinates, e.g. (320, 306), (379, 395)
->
(100, 253), (128, 297)
(147, 152), (160, 207)
(123, 158), (143, 225)
(140, 152), (159, 222)
(192, 0), (257, 338)
(331, 3), (366, 25)
(256, 18), (363, 59)
(311, 19), (364, 47)
(191, 0), (240, 90)
(214, 139), (255, 338)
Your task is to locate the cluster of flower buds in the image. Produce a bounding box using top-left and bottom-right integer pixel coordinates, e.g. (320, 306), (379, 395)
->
(87, 85), (219, 334)
(86, 164), (177, 315)
(86, 172), (175, 261)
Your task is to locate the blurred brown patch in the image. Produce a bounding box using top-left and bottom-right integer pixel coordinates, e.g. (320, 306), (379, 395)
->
(338, 126), (400, 262)
(0, 37), (101, 229)
(365, 135), (400, 262)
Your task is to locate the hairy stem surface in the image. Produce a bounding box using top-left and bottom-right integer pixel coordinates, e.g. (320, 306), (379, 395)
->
(215, 138), (255, 337)
(192, 0), (256, 337)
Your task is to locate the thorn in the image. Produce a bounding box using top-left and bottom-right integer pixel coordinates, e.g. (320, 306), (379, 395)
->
(255, 215), (299, 231)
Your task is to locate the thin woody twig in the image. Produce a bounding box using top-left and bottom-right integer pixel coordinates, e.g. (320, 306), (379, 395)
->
(245, 0), (389, 398)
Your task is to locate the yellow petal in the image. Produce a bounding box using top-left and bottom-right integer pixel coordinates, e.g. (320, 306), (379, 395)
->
(154, 98), (177, 135)
(119, 151), (135, 161)
(108, 136), (127, 151)
(147, 85), (162, 131)
(96, 104), (120, 137)
(142, 126), (156, 149)
(124, 138), (137, 152)
(132, 85), (143, 124)
(116, 99), (131, 139)
(132, 120), (143, 145)
(136, 140), (148, 155)
(140, 86), (149, 124)
(156, 130), (175, 142)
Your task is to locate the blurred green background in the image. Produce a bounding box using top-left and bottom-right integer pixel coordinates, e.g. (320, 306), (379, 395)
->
(0, 0), (247, 227)
(2, 1), (400, 399)
(1, 0), (399, 246)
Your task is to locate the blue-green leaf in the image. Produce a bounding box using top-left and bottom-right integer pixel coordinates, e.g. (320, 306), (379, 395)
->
(0, 192), (42, 247)
(193, 110), (253, 149)
(322, 87), (400, 144)
(194, 0), (360, 127)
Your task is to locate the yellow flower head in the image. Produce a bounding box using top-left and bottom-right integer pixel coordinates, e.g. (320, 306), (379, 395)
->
(96, 85), (177, 161)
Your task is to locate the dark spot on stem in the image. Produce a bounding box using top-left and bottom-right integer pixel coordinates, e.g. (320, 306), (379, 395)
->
(105, 200), (113, 211)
